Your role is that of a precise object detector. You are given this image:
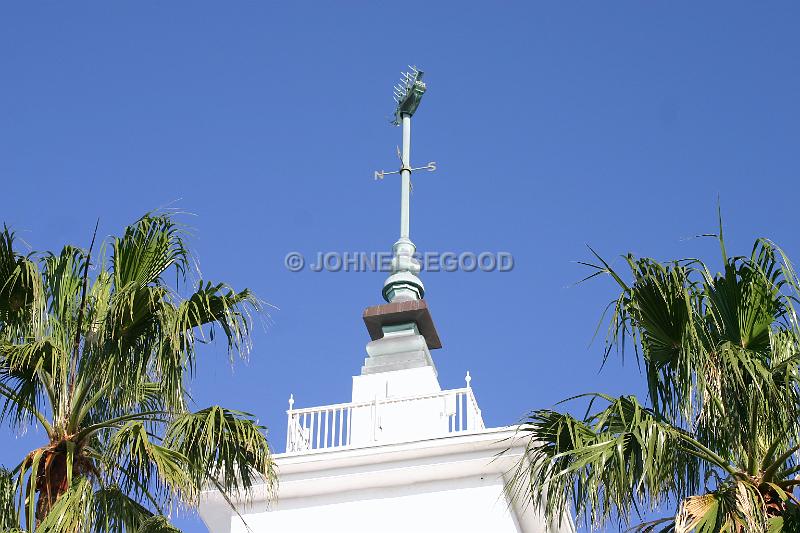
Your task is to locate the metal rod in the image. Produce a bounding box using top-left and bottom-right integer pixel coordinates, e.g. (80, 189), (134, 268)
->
(400, 113), (411, 239)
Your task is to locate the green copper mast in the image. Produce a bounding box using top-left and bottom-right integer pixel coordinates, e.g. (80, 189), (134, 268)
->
(374, 66), (437, 303)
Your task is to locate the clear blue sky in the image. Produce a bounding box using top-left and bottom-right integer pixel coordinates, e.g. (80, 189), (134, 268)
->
(2, 2), (799, 531)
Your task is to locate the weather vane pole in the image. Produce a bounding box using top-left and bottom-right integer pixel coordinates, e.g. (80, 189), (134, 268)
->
(375, 66), (437, 303)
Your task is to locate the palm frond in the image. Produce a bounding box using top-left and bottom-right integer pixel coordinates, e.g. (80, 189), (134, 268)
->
(111, 213), (189, 291)
(136, 515), (182, 533)
(158, 282), (261, 411)
(629, 516), (676, 532)
(163, 406), (276, 505)
(511, 395), (713, 529)
(106, 421), (190, 505)
(174, 281), (261, 362)
(675, 479), (765, 533)
(92, 485), (154, 533)
(0, 466), (19, 530)
(0, 338), (62, 434)
(0, 225), (45, 342)
(90, 284), (172, 407)
(40, 246), (85, 339)
(37, 477), (94, 533)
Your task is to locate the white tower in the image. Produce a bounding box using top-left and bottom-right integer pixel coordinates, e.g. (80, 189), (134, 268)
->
(199, 68), (574, 533)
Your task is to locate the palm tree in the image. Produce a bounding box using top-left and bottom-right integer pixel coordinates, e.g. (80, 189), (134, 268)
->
(510, 228), (800, 532)
(0, 213), (276, 531)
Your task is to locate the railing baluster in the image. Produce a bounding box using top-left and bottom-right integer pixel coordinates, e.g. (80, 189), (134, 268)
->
(346, 406), (352, 446)
(337, 408), (343, 446)
(330, 408), (334, 448)
(299, 412), (304, 450)
(473, 394), (478, 430)
(286, 394), (294, 452)
(314, 411), (320, 449)
(309, 411), (314, 449)
(322, 410), (328, 448)
(286, 415), (292, 452)
(459, 392), (464, 431)
(319, 409), (328, 448)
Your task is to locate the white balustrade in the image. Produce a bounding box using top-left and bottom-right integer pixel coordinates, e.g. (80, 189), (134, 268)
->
(286, 374), (484, 453)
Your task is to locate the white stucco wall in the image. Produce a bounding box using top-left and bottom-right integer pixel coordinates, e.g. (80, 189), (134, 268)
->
(349, 366), (447, 446)
(199, 429), (575, 533)
(233, 476), (521, 533)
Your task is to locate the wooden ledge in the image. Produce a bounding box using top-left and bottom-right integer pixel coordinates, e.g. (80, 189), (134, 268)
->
(362, 299), (442, 350)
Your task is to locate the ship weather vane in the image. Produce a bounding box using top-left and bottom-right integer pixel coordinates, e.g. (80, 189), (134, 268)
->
(373, 66), (437, 190)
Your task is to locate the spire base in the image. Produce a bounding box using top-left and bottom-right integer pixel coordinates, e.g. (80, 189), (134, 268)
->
(382, 272), (424, 302)
(361, 323), (437, 375)
(382, 237), (423, 303)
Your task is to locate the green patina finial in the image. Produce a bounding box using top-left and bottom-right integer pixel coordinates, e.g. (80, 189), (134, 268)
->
(379, 65), (433, 304)
(392, 66), (426, 125)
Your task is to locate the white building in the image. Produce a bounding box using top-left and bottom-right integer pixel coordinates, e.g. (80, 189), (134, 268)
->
(199, 68), (574, 533)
